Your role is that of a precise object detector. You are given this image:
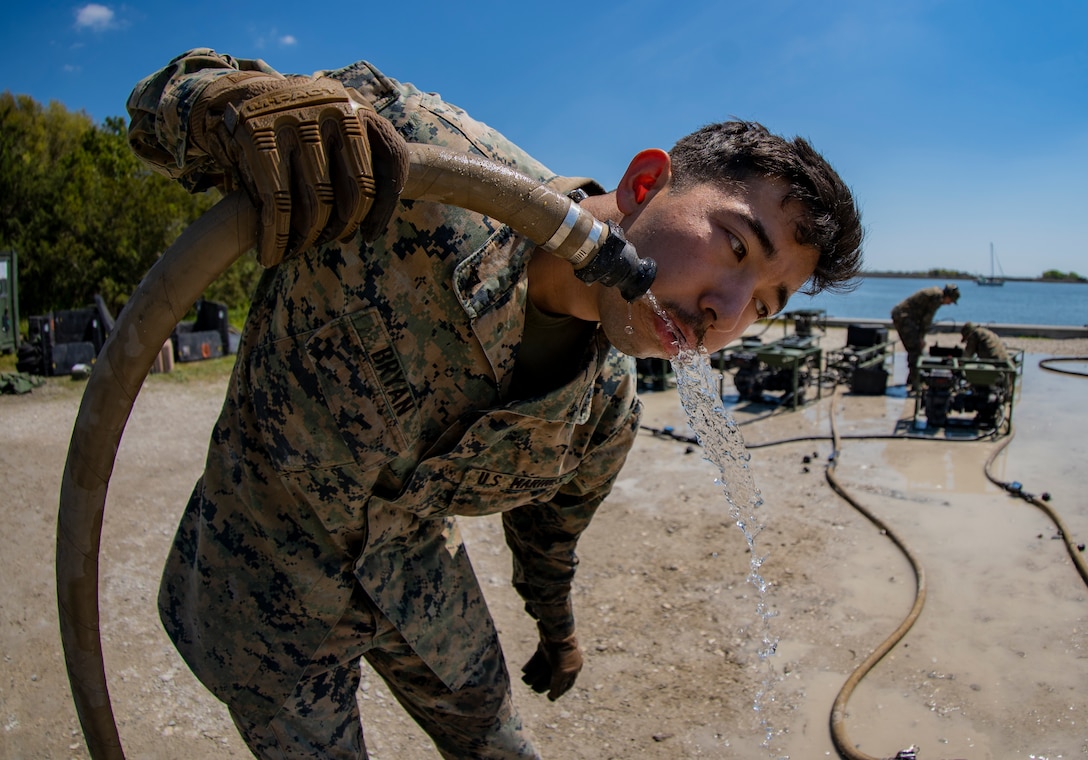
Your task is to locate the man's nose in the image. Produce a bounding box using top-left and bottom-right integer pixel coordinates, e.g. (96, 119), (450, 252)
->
(700, 283), (753, 339)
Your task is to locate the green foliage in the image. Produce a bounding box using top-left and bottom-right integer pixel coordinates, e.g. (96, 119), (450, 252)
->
(202, 257), (260, 327)
(0, 93), (261, 320)
(1040, 269), (1086, 283)
(925, 268), (973, 279)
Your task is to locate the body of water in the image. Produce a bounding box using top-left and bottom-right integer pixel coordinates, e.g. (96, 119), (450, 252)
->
(792, 277), (1088, 328)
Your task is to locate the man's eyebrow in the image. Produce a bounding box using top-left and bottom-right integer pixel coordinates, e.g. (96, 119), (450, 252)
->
(738, 211), (777, 261)
(737, 211), (787, 314)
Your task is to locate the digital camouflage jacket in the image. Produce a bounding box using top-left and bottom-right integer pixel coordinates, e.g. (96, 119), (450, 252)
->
(128, 49), (641, 722)
(963, 326), (1010, 363)
(890, 286), (946, 334)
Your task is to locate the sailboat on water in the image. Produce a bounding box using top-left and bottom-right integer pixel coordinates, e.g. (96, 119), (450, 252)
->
(977, 242), (1005, 286)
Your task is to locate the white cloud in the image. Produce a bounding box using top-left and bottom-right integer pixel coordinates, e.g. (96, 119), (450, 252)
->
(74, 4), (115, 31)
(251, 28), (298, 50)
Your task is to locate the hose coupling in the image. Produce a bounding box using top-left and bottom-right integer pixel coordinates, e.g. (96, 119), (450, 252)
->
(570, 221), (657, 302)
(402, 144), (657, 301)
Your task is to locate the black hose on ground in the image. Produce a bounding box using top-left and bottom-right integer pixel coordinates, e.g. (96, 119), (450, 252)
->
(1038, 355), (1088, 378)
(980, 428), (1088, 587)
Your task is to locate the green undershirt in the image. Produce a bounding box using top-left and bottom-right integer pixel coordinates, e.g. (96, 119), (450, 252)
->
(510, 298), (596, 398)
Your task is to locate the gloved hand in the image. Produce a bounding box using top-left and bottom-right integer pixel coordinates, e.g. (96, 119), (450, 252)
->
(520, 631), (583, 701)
(190, 71), (409, 266)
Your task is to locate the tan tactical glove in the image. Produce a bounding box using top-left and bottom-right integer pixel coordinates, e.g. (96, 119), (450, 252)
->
(520, 630), (583, 701)
(190, 71), (409, 266)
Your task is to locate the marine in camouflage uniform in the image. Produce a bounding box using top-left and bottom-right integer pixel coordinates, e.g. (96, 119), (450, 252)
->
(960, 322), (1010, 363)
(128, 49), (639, 759)
(127, 46), (866, 759)
(890, 283), (960, 388)
(960, 322), (1013, 411)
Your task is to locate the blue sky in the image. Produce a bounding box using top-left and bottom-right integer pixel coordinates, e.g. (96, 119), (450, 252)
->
(2, 1), (1086, 278)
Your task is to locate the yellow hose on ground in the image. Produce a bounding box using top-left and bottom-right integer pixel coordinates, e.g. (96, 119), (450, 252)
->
(823, 388), (929, 760)
(824, 383), (1087, 759)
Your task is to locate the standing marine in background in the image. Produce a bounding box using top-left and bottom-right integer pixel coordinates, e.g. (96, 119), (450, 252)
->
(890, 283), (960, 389)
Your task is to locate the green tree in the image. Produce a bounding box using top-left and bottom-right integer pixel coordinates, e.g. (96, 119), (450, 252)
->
(0, 93), (260, 321)
(1041, 269), (1086, 283)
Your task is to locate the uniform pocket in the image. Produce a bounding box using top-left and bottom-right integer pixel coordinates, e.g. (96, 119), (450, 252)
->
(305, 309), (418, 468)
(373, 408), (579, 519)
(248, 308), (419, 551)
(250, 308), (415, 473)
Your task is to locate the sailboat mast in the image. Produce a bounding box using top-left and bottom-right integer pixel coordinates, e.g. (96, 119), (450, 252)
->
(978, 241), (1005, 286)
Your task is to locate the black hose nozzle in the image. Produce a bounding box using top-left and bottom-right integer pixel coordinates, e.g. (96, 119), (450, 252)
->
(572, 221), (657, 302)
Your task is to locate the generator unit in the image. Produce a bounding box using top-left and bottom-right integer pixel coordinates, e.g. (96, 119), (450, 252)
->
(825, 323), (893, 395)
(715, 310), (825, 409)
(912, 348), (1021, 432)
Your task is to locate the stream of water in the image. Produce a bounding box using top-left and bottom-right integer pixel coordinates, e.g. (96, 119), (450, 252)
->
(646, 294), (786, 756)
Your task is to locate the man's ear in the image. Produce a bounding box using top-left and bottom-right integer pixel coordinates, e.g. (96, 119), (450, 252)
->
(616, 149), (671, 215)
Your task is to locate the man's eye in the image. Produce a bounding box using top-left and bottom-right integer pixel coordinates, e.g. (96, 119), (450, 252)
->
(728, 231), (747, 261)
(754, 298), (769, 319)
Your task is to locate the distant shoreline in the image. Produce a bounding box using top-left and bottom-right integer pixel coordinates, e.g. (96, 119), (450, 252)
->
(861, 271), (1086, 284)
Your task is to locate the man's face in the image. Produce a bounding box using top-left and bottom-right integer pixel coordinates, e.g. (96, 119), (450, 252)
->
(600, 176), (820, 358)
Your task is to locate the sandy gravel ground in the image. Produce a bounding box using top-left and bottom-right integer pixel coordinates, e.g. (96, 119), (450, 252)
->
(2, 330), (1086, 759)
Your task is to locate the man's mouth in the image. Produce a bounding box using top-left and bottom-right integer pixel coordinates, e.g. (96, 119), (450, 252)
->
(654, 310), (689, 356)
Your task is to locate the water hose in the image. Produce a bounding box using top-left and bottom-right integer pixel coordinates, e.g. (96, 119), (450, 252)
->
(401, 145), (656, 301)
(981, 356), (1088, 587)
(822, 389), (930, 760)
(57, 190), (258, 760)
(56, 142), (657, 759)
(1038, 355), (1088, 378)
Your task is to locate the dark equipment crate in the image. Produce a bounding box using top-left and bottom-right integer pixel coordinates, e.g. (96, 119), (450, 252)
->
(18, 297), (113, 376)
(824, 322), (893, 396)
(846, 323), (888, 349)
(850, 365), (889, 395)
(172, 299), (231, 363)
(50, 341), (98, 375)
(174, 330), (226, 362)
(929, 344), (964, 358)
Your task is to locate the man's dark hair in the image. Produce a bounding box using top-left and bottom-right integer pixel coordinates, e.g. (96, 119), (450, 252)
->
(669, 120), (864, 295)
